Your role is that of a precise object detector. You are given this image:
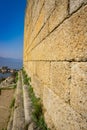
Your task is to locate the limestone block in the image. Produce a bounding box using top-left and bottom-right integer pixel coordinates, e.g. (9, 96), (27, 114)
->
(28, 5), (87, 61)
(50, 62), (71, 103)
(44, 0), (55, 22)
(23, 85), (32, 125)
(32, 0), (44, 30)
(70, 62), (87, 119)
(32, 6), (45, 41)
(69, 0), (87, 14)
(44, 111), (56, 130)
(36, 61), (50, 85)
(31, 75), (43, 98)
(43, 87), (87, 130)
(49, 0), (68, 32)
(28, 21), (49, 52)
(27, 61), (36, 76)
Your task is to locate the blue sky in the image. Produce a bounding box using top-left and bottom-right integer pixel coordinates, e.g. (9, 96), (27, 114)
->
(0, 0), (26, 59)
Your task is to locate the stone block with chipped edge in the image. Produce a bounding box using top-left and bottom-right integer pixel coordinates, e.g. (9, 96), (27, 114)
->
(50, 62), (71, 103)
(70, 62), (87, 119)
(43, 87), (87, 130)
(27, 5), (87, 61)
(69, 0), (87, 14)
(49, 0), (68, 32)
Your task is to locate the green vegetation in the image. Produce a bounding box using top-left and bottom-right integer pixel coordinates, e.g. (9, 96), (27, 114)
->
(10, 98), (15, 108)
(2, 128), (7, 130)
(14, 72), (18, 83)
(22, 68), (50, 130)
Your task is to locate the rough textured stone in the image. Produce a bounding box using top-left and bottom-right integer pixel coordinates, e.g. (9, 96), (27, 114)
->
(27, 5), (87, 61)
(69, 0), (87, 14)
(70, 62), (87, 119)
(0, 89), (14, 130)
(24, 1), (87, 130)
(31, 75), (48, 99)
(32, 6), (45, 41)
(43, 87), (87, 130)
(44, 111), (56, 130)
(49, 0), (68, 32)
(36, 61), (50, 85)
(12, 72), (25, 130)
(50, 62), (71, 103)
(32, 0), (44, 30)
(23, 85), (32, 125)
(44, 0), (55, 22)
(28, 21), (49, 52)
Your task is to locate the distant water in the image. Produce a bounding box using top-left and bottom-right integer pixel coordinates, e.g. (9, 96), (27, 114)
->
(0, 57), (23, 70)
(0, 73), (11, 79)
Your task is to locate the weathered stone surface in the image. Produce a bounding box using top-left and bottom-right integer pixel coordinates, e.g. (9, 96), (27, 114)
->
(43, 87), (87, 130)
(36, 61), (50, 85)
(23, 85), (32, 125)
(44, 0), (55, 22)
(27, 5), (87, 61)
(32, 0), (44, 30)
(69, 0), (87, 14)
(12, 72), (25, 130)
(44, 111), (56, 130)
(49, 0), (68, 32)
(50, 62), (71, 103)
(70, 62), (87, 119)
(31, 75), (43, 98)
(32, 6), (45, 41)
(24, 1), (87, 130)
(28, 21), (49, 52)
(0, 89), (14, 130)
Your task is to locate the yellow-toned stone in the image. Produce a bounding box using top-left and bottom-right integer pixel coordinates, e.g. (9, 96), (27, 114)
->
(32, 6), (45, 41)
(43, 87), (87, 130)
(31, 75), (43, 98)
(28, 21), (49, 55)
(32, 0), (45, 30)
(44, 0), (55, 22)
(27, 5), (87, 61)
(70, 62), (87, 119)
(50, 62), (71, 103)
(49, 0), (68, 32)
(44, 112), (56, 130)
(36, 61), (50, 85)
(69, 0), (87, 14)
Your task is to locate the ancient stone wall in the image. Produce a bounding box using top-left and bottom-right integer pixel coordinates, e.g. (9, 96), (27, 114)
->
(23, 0), (87, 130)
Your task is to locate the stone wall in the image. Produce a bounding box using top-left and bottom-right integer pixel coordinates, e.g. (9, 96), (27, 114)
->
(23, 0), (87, 130)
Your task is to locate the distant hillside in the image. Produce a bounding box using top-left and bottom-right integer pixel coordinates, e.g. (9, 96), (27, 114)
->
(0, 57), (23, 70)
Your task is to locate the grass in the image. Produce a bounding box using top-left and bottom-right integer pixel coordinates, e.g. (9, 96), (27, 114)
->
(10, 98), (15, 108)
(22, 69), (50, 130)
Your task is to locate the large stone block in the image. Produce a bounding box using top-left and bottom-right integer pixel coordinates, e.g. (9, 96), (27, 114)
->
(50, 62), (71, 103)
(43, 87), (87, 130)
(32, 0), (44, 30)
(49, 0), (68, 32)
(44, 0), (55, 22)
(70, 62), (87, 119)
(32, 6), (45, 41)
(69, 0), (87, 14)
(31, 75), (43, 98)
(28, 5), (87, 61)
(36, 61), (50, 85)
(27, 21), (49, 52)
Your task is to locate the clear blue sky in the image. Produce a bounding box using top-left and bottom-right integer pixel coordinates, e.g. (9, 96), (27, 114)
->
(0, 0), (26, 59)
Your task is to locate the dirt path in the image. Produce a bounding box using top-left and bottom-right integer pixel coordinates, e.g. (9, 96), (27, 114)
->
(0, 89), (15, 130)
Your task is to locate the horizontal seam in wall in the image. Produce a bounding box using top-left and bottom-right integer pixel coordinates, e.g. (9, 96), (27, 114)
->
(26, 3), (87, 54)
(23, 60), (87, 62)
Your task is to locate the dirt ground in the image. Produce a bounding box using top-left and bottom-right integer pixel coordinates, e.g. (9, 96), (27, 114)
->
(0, 89), (15, 130)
